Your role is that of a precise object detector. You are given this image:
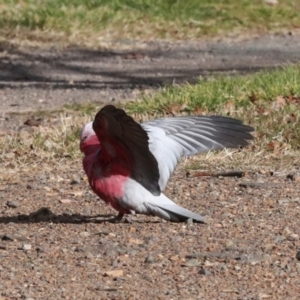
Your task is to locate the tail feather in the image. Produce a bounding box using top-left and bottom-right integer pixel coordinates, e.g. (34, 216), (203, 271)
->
(144, 202), (206, 223)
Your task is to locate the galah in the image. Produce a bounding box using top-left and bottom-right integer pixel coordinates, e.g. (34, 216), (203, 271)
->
(80, 105), (253, 222)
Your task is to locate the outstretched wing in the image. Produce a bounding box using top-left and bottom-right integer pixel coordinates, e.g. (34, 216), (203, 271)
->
(142, 116), (254, 191)
(92, 105), (161, 196)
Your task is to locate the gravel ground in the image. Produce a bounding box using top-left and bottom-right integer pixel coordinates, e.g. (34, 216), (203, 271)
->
(0, 159), (300, 299)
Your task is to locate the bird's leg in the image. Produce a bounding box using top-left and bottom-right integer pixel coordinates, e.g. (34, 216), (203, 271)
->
(114, 212), (124, 222)
(108, 212), (133, 223)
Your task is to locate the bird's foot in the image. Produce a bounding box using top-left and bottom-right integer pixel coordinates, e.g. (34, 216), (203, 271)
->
(108, 213), (132, 224)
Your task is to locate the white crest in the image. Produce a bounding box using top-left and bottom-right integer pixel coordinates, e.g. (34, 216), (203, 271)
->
(80, 121), (95, 142)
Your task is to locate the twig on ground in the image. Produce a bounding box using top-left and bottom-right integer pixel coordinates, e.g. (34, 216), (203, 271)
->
(186, 171), (246, 178)
(238, 182), (279, 189)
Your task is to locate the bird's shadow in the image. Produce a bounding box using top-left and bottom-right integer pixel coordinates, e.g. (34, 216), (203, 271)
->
(0, 207), (161, 224)
(0, 207), (117, 224)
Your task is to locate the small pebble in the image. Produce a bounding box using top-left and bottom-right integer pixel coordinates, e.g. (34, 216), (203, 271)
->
(186, 218), (193, 224)
(70, 177), (81, 185)
(2, 233), (27, 242)
(6, 200), (19, 208)
(36, 247), (45, 253)
(75, 246), (85, 252)
(274, 235), (285, 243)
(104, 269), (123, 278)
(185, 259), (201, 267)
(144, 255), (155, 263)
(1, 234), (14, 241)
(288, 233), (299, 241)
(0, 244), (7, 250)
(22, 244), (32, 251)
(198, 268), (211, 275)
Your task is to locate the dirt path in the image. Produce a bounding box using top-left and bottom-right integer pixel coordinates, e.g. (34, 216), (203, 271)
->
(1, 33), (300, 115)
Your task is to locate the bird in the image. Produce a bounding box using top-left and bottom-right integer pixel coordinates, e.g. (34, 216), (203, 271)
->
(80, 104), (254, 223)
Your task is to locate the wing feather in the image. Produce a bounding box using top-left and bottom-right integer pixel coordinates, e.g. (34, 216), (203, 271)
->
(142, 115), (254, 191)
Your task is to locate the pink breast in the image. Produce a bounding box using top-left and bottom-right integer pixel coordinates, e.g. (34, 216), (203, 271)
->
(84, 157), (131, 214)
(81, 135), (132, 214)
(92, 174), (131, 214)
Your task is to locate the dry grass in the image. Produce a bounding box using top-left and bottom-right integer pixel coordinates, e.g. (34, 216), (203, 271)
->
(1, 112), (298, 185)
(0, 112), (88, 179)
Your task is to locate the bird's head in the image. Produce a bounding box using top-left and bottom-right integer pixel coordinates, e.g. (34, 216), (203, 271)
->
(80, 121), (100, 154)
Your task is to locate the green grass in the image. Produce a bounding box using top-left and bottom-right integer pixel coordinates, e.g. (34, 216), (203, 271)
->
(126, 65), (300, 113)
(0, 0), (300, 44)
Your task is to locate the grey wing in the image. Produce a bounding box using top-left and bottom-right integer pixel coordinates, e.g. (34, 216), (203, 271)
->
(142, 115), (254, 190)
